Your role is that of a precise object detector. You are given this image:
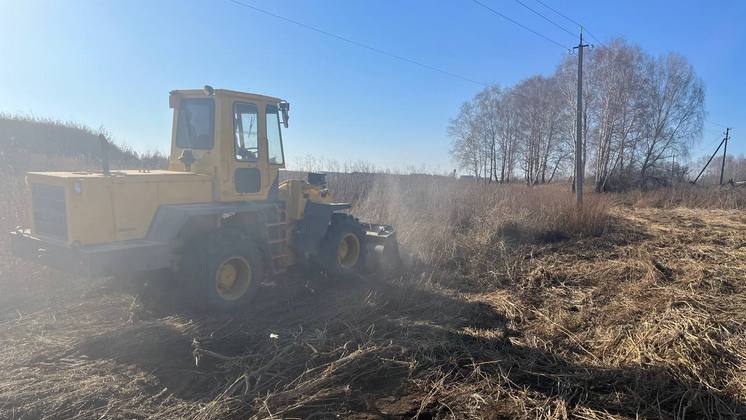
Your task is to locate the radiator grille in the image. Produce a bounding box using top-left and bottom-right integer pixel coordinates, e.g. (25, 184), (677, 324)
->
(31, 184), (68, 240)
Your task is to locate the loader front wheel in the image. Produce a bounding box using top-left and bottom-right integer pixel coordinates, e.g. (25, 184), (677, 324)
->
(318, 215), (366, 277)
(215, 256), (252, 302)
(184, 231), (263, 312)
(337, 233), (361, 269)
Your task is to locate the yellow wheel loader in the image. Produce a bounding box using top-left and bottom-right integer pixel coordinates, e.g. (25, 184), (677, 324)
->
(10, 86), (400, 311)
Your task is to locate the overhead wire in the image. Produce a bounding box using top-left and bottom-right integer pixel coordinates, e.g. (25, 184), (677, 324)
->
(532, 0), (604, 46)
(705, 119), (728, 129)
(225, 0), (488, 86)
(468, 0), (570, 49)
(227, 0), (728, 167)
(703, 127), (724, 137)
(706, 133), (726, 145)
(691, 132), (728, 161)
(513, 0), (576, 39)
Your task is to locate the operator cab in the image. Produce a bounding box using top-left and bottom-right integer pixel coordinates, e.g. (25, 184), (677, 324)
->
(168, 86), (289, 202)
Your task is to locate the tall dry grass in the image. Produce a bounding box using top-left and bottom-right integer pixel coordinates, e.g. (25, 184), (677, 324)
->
(622, 184), (746, 210)
(0, 114), (168, 173)
(329, 174), (612, 270)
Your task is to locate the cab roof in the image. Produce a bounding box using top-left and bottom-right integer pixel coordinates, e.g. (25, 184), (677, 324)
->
(171, 88), (283, 104)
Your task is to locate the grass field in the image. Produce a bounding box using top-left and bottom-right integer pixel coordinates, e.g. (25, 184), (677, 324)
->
(1, 162), (745, 419)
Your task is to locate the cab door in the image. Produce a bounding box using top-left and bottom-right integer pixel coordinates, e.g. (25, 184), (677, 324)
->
(222, 100), (271, 201)
(264, 103), (286, 195)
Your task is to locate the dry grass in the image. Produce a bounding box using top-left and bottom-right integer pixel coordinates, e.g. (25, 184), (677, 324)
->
(0, 114), (168, 173)
(621, 184), (746, 210)
(1, 164), (745, 419)
(333, 175), (613, 269)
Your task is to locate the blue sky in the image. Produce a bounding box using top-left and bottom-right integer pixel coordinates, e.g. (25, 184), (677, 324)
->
(1, 0), (744, 172)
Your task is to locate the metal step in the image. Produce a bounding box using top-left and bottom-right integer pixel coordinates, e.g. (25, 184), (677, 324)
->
(266, 206), (289, 275)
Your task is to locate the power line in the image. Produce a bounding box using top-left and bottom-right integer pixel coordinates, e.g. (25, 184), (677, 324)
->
(704, 127), (724, 137)
(705, 119), (728, 129)
(225, 0), (487, 86)
(692, 133), (727, 162)
(532, 0), (604, 46)
(469, 0), (570, 49)
(513, 0), (576, 39)
(706, 133), (727, 145)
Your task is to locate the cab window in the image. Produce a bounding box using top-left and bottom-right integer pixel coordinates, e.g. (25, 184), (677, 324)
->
(175, 98), (214, 149)
(234, 102), (258, 161)
(266, 104), (285, 165)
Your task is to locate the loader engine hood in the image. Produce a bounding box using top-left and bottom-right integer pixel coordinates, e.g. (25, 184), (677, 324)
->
(25, 170), (213, 245)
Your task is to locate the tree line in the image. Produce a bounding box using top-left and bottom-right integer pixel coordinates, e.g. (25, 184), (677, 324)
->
(695, 153), (746, 186)
(448, 39), (705, 191)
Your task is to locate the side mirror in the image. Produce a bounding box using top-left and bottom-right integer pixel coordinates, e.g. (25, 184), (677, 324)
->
(279, 101), (290, 128)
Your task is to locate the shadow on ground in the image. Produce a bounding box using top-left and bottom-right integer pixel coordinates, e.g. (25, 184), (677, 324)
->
(72, 266), (745, 419)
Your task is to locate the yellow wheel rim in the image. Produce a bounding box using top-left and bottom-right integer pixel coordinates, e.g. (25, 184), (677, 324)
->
(337, 233), (360, 269)
(215, 256), (252, 301)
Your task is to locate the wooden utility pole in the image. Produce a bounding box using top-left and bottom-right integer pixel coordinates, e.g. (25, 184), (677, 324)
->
(719, 127), (730, 185)
(573, 30), (589, 204)
(671, 154), (676, 186)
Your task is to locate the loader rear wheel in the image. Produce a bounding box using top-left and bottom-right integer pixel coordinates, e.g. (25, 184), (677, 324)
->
(184, 231), (264, 312)
(318, 214), (366, 277)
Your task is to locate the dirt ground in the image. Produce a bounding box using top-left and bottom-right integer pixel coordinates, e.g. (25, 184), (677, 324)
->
(1, 206), (745, 419)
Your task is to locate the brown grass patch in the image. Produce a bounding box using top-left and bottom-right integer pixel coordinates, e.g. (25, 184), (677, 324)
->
(621, 184), (746, 210)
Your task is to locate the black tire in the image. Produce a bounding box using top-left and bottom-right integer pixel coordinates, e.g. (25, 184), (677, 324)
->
(317, 214), (367, 278)
(182, 230), (264, 312)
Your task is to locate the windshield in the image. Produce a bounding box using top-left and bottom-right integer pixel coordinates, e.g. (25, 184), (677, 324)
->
(175, 98), (214, 149)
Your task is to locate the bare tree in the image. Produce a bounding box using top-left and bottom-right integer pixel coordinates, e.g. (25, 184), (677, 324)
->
(638, 52), (704, 187)
(473, 85), (502, 183)
(448, 38), (704, 190)
(497, 89), (520, 183)
(585, 41), (647, 191)
(448, 102), (483, 180)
